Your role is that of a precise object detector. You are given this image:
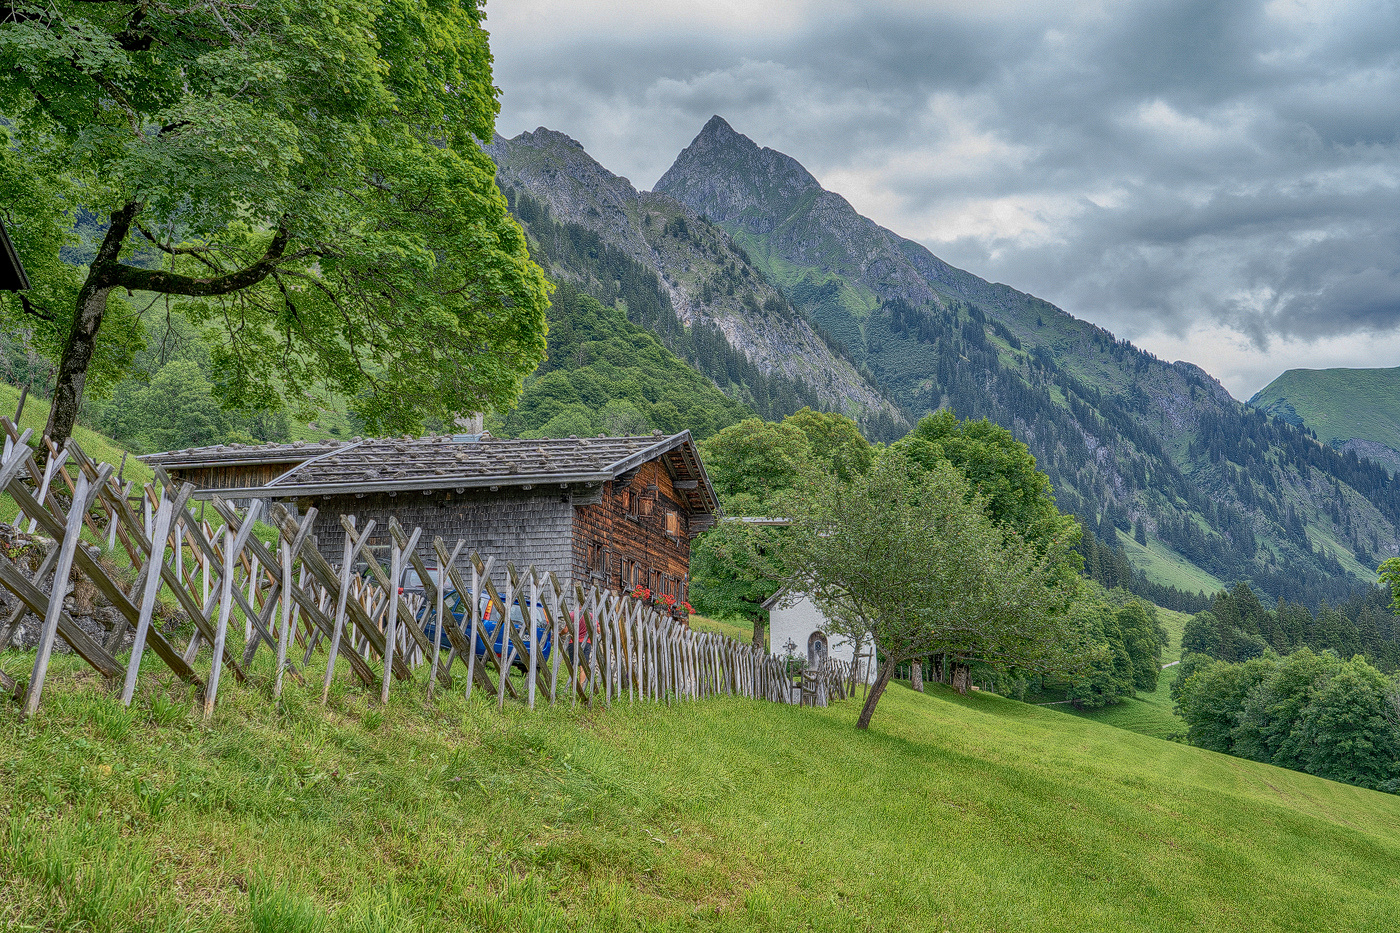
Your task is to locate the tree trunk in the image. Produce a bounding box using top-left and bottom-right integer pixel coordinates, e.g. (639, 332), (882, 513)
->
(752, 615), (765, 650)
(46, 281), (113, 447)
(951, 660), (972, 695)
(855, 659), (896, 730)
(45, 201), (139, 448)
(932, 652), (946, 684)
(910, 656), (923, 692)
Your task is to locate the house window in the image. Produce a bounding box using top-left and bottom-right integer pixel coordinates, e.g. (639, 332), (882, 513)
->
(664, 511), (679, 536)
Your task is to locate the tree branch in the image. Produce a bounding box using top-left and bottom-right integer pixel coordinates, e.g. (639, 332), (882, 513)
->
(111, 221), (317, 298)
(135, 221), (223, 273)
(16, 295), (55, 323)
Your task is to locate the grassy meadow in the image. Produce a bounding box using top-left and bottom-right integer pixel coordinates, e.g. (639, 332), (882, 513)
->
(1251, 366), (1400, 453)
(2, 646), (1398, 932)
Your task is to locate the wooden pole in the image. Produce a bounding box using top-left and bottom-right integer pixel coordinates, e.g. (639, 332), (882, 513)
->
(22, 466), (108, 716)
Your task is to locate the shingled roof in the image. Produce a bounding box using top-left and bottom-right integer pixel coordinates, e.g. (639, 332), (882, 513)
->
(142, 438), (348, 469)
(144, 432), (720, 514)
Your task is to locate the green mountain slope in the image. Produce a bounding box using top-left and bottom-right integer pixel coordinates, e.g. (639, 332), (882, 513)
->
(656, 116), (1400, 608)
(7, 660), (1399, 930)
(1251, 367), (1400, 475)
(492, 283), (752, 440)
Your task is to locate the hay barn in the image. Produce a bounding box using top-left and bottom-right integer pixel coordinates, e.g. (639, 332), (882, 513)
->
(143, 431), (719, 605)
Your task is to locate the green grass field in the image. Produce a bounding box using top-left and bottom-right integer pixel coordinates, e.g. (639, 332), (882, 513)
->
(3, 646), (1398, 932)
(1251, 366), (1400, 454)
(0, 383), (151, 486)
(1116, 529), (1224, 597)
(688, 614), (757, 647)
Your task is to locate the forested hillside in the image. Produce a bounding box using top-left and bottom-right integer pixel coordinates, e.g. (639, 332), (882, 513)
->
(490, 282), (752, 440)
(655, 116), (1400, 609)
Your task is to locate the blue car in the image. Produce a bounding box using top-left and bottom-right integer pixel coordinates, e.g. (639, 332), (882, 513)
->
(418, 587), (555, 669)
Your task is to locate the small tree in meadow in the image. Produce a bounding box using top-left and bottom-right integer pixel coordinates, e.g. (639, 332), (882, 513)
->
(778, 451), (1081, 730)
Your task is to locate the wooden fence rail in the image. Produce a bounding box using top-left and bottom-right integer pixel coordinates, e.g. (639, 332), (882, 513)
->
(0, 422), (862, 719)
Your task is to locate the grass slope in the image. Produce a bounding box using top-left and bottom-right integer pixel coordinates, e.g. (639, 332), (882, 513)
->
(0, 384), (151, 526)
(1114, 529), (1224, 597)
(3, 650), (1398, 932)
(1251, 366), (1400, 454)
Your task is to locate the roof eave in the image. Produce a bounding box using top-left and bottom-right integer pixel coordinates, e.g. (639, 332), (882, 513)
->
(191, 470), (617, 500)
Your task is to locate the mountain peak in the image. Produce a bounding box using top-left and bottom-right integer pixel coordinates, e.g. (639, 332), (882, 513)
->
(698, 114), (739, 140)
(654, 116), (820, 235)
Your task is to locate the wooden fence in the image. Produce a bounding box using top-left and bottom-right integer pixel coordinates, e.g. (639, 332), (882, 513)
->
(0, 420), (861, 719)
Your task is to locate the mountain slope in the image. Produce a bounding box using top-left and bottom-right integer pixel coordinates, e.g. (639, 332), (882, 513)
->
(1251, 367), (1400, 475)
(657, 116), (1400, 607)
(487, 129), (905, 437)
(491, 282), (753, 440)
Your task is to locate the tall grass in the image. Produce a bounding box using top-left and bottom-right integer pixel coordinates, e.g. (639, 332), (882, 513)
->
(1, 648), (1398, 930)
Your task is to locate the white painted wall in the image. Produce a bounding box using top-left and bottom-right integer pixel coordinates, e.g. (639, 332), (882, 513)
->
(767, 591), (878, 684)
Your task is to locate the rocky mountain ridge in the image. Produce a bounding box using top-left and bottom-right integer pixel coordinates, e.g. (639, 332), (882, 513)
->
(487, 129), (903, 429)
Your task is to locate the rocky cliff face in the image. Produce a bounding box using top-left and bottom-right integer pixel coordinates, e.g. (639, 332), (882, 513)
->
(487, 129), (903, 427)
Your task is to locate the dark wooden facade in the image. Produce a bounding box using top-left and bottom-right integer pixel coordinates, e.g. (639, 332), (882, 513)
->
(573, 458), (694, 602)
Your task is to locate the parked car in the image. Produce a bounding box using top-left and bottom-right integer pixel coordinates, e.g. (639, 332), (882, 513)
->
(416, 585), (561, 670)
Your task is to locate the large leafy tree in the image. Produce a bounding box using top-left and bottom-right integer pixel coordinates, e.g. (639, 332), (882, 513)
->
(893, 409), (1082, 685)
(0, 0), (551, 445)
(895, 409), (1074, 554)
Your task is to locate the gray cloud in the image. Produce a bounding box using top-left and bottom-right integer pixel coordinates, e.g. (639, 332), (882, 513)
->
(488, 0), (1400, 397)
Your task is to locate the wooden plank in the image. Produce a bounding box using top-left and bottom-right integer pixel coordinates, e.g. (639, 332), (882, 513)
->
(120, 482), (193, 705)
(332, 516), (413, 681)
(380, 539), (401, 705)
(387, 520), (452, 689)
(22, 465), (106, 715)
(0, 554), (123, 681)
(467, 555), (523, 701)
(505, 563), (551, 702)
(0, 522), (62, 651)
(425, 538), (466, 699)
(435, 544), (501, 700)
(203, 521), (239, 719)
(268, 507), (378, 689)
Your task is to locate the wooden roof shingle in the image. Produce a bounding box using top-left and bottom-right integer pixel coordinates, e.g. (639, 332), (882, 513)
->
(144, 432), (720, 514)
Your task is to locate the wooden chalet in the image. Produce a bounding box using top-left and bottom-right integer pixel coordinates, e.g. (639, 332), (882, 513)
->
(0, 216), (30, 292)
(143, 431), (719, 605)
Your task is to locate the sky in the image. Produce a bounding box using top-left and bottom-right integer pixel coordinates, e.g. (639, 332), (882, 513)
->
(487, 0), (1400, 400)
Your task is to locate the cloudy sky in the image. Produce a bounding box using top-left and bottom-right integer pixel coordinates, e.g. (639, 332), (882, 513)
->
(487, 0), (1400, 399)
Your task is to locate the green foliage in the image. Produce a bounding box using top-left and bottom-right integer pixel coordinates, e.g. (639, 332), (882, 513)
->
(895, 409), (1079, 561)
(698, 418), (812, 513)
(688, 410), (873, 631)
(1, 0), (550, 437)
(1175, 648), (1400, 793)
(1178, 580), (1400, 671)
(1062, 590), (1167, 709)
(777, 450), (1082, 725)
(491, 284), (751, 440)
